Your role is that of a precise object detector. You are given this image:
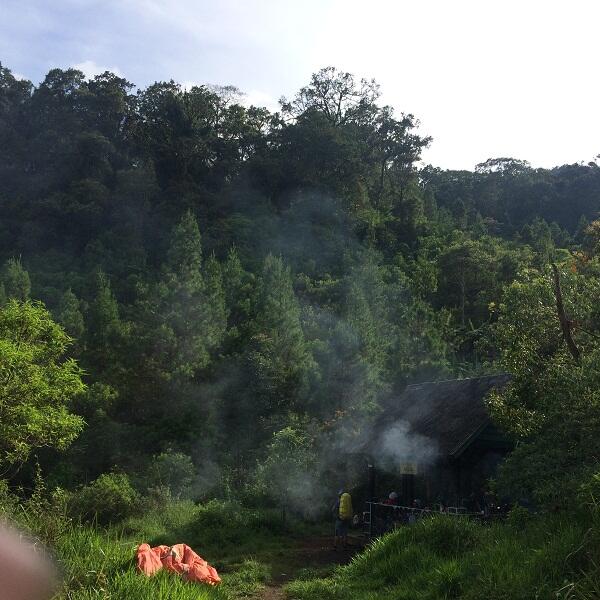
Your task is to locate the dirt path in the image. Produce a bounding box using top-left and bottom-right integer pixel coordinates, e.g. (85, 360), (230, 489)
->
(259, 534), (362, 599)
(261, 586), (286, 600)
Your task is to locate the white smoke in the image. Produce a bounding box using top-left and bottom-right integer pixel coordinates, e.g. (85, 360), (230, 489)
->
(374, 420), (439, 472)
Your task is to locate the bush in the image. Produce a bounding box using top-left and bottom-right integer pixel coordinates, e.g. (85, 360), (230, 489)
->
(70, 473), (140, 524)
(0, 479), (18, 515)
(146, 450), (195, 499)
(186, 500), (287, 544)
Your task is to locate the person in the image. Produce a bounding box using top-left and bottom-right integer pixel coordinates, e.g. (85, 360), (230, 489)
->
(383, 491), (399, 506)
(332, 488), (353, 550)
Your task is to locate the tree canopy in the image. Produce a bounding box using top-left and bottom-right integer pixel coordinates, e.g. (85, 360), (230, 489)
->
(1, 61), (599, 508)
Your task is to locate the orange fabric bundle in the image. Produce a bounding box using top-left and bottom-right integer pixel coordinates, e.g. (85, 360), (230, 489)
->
(136, 543), (221, 586)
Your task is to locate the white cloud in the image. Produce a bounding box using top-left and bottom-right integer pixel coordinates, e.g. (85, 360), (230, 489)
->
(181, 81), (198, 91)
(73, 60), (122, 79)
(242, 90), (278, 112)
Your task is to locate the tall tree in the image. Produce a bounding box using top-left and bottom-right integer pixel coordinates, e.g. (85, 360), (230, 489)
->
(247, 254), (311, 415)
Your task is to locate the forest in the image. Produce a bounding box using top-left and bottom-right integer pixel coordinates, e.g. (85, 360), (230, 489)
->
(2, 61), (600, 599)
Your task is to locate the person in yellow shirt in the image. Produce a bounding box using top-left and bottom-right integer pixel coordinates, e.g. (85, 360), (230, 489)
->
(332, 488), (353, 549)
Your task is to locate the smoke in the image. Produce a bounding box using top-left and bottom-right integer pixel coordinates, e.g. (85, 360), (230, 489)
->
(267, 415), (440, 519)
(374, 420), (439, 472)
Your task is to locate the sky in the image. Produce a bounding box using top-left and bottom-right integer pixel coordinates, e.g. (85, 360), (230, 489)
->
(1, 0), (599, 170)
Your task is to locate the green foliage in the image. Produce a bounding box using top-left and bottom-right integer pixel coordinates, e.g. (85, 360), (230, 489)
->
(69, 472), (140, 524)
(0, 478), (19, 513)
(146, 450), (195, 499)
(123, 499), (310, 573)
(506, 504), (532, 530)
(0, 300), (85, 465)
(57, 288), (85, 341)
(146, 210), (225, 378)
(2, 257), (31, 300)
(50, 512), (269, 599)
(2, 60), (600, 544)
(254, 424), (319, 513)
(248, 254), (312, 413)
(486, 259), (600, 505)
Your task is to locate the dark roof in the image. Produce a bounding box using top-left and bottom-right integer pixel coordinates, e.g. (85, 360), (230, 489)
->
(376, 374), (511, 458)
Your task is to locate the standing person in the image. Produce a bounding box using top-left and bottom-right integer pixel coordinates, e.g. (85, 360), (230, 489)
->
(332, 488), (353, 550)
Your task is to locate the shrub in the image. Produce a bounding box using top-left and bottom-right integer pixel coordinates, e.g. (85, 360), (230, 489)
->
(146, 450), (195, 499)
(70, 473), (139, 524)
(0, 479), (18, 515)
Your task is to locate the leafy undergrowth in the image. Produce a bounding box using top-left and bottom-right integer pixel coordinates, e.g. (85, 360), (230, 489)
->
(285, 514), (600, 600)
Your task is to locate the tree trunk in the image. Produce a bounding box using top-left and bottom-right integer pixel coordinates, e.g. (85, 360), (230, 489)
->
(551, 263), (580, 362)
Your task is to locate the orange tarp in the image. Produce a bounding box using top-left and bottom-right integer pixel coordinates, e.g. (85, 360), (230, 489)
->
(136, 543), (221, 586)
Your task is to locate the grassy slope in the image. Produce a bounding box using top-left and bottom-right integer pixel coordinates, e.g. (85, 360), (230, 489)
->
(286, 514), (600, 600)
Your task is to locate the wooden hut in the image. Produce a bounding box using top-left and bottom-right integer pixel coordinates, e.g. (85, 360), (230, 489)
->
(371, 374), (512, 507)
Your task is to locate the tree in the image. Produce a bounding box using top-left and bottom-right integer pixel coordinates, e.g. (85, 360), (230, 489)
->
(475, 157), (531, 175)
(254, 424), (318, 518)
(81, 271), (131, 396)
(57, 288), (85, 341)
(486, 259), (600, 505)
(0, 300), (85, 466)
(85, 272), (123, 373)
(247, 255), (311, 414)
(152, 210), (224, 377)
(0, 63), (32, 189)
(2, 257), (30, 301)
(280, 66), (380, 126)
(222, 246), (254, 346)
(147, 450), (195, 499)
(203, 253), (228, 352)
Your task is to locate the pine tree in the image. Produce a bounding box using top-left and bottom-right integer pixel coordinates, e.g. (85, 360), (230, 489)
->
(2, 258), (31, 301)
(222, 247), (255, 348)
(248, 254), (311, 413)
(85, 272), (124, 379)
(204, 253), (228, 351)
(57, 289), (85, 341)
(154, 210), (223, 377)
(165, 209), (203, 285)
(87, 272), (120, 344)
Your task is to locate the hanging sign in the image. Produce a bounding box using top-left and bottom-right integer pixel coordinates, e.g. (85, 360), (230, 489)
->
(400, 462), (418, 475)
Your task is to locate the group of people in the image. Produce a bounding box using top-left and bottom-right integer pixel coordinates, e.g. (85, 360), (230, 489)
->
(331, 487), (510, 545)
(331, 488), (427, 543)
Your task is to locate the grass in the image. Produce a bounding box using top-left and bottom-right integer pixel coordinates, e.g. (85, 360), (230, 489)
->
(3, 498), (319, 599)
(121, 499), (326, 573)
(53, 524), (269, 599)
(285, 513), (599, 600)
(13, 495), (600, 599)
(48, 501), (279, 599)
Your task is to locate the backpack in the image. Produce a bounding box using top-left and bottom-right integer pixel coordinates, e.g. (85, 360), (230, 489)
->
(339, 492), (353, 520)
